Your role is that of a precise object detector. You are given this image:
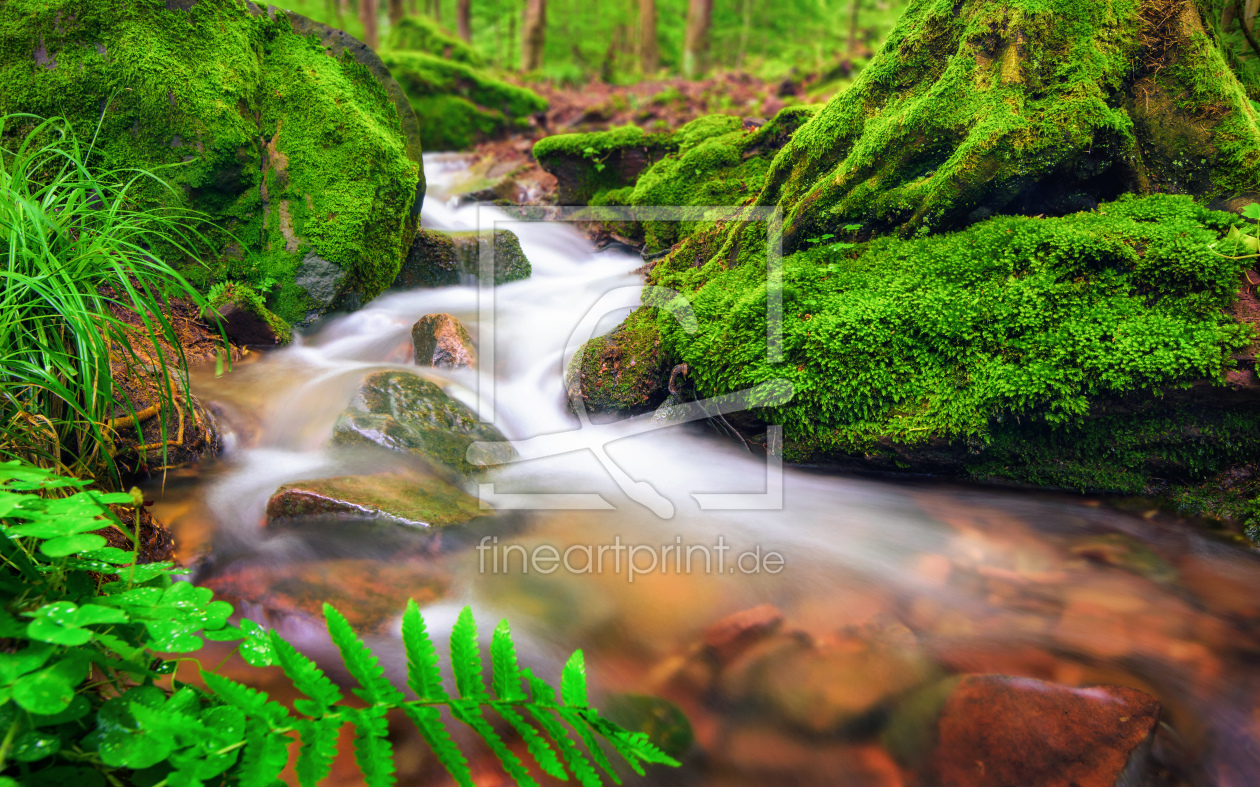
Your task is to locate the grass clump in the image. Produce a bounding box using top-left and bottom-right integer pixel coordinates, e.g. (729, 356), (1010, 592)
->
(0, 114), (213, 482)
(652, 194), (1254, 461)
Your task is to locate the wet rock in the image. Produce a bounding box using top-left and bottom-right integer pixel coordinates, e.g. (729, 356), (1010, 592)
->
(202, 557), (449, 633)
(1069, 533), (1178, 584)
(702, 603), (784, 664)
(719, 617), (935, 735)
(265, 472), (482, 529)
(294, 253), (348, 318)
(395, 228), (531, 289)
(331, 371), (508, 476)
(412, 314), (477, 369)
(886, 674), (1160, 787)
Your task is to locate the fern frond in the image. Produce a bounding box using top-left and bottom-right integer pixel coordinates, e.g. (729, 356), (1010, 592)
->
(200, 670), (291, 728)
(527, 706), (604, 787)
(294, 717), (341, 787)
(401, 705), (474, 787)
(347, 705), (398, 787)
(498, 706), (570, 781)
(588, 716), (681, 768)
(491, 618), (526, 702)
(561, 650), (589, 708)
(557, 707), (622, 784)
(270, 631), (343, 715)
(237, 721), (292, 787)
(450, 701), (540, 787)
(450, 606), (487, 701)
(402, 598), (447, 701)
(324, 603), (404, 706)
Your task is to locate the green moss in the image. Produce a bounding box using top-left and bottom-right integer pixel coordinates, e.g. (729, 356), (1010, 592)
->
(0, 0), (422, 327)
(382, 51), (545, 152)
(564, 309), (673, 418)
(533, 125), (675, 204)
(384, 15), (481, 65)
(650, 194), (1253, 461)
(206, 281), (292, 344)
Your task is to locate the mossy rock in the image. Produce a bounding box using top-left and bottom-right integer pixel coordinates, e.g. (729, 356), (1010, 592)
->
(204, 282), (291, 346)
(384, 15), (481, 65)
(265, 472), (481, 528)
(564, 309), (673, 420)
(534, 125), (677, 205)
(331, 370), (508, 476)
(394, 228), (531, 288)
(383, 51), (546, 151)
(0, 1), (424, 327)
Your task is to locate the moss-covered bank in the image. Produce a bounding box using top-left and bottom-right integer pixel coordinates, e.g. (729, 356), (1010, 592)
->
(0, 0), (423, 326)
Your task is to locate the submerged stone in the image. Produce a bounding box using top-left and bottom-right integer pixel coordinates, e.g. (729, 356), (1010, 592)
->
(265, 472), (481, 529)
(412, 313), (477, 369)
(395, 228), (531, 289)
(331, 371), (507, 476)
(564, 308), (673, 422)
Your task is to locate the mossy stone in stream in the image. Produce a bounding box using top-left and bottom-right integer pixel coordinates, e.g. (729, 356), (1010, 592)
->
(395, 228), (531, 288)
(203, 282), (291, 346)
(265, 472), (482, 528)
(564, 308), (673, 420)
(0, 1), (423, 327)
(331, 371), (508, 476)
(533, 125), (676, 205)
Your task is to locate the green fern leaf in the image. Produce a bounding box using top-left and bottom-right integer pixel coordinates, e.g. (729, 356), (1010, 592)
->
(589, 716), (681, 768)
(271, 631), (342, 715)
(560, 650), (589, 707)
(346, 706), (397, 787)
(200, 670), (290, 728)
(401, 705), (474, 787)
(324, 603), (404, 706)
(450, 701), (539, 787)
(450, 606), (486, 701)
(526, 706), (604, 787)
(401, 599), (446, 701)
(557, 707), (621, 784)
(498, 706), (569, 781)
(491, 619), (526, 702)
(294, 717), (341, 787)
(237, 722), (291, 787)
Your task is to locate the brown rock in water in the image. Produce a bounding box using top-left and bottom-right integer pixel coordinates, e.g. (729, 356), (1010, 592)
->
(925, 675), (1160, 787)
(702, 603), (784, 664)
(719, 617), (934, 735)
(266, 472), (481, 529)
(412, 313), (477, 369)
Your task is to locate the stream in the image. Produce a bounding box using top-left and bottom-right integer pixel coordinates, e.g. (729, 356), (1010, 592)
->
(152, 155), (1260, 786)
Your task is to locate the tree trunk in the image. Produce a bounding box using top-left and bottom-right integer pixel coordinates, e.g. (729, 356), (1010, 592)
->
(458, 0), (472, 41)
(431, 0), (441, 24)
(736, 0), (752, 68)
(521, 0), (547, 72)
(388, 0), (405, 26)
(847, 0), (860, 56)
(757, 0), (1260, 247)
(683, 0), (713, 79)
(639, 0), (658, 75)
(359, 0), (379, 48)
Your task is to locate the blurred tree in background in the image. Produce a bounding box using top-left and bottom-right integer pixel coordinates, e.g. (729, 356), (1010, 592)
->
(287, 0), (909, 86)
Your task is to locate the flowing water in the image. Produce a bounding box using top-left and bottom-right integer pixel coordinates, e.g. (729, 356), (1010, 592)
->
(154, 155), (1260, 786)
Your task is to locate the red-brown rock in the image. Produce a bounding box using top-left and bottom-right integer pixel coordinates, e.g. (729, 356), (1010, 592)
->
(927, 674), (1160, 787)
(412, 313), (477, 369)
(702, 603), (784, 664)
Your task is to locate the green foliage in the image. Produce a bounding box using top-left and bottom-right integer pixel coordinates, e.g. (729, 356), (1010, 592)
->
(0, 460), (680, 786)
(652, 195), (1255, 459)
(0, 114), (214, 482)
(385, 15), (483, 65)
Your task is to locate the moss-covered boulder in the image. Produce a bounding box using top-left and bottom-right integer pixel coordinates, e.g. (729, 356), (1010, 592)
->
(564, 308), (673, 420)
(383, 51), (546, 151)
(331, 370), (507, 476)
(394, 228), (531, 288)
(203, 282), (291, 346)
(265, 471), (481, 528)
(385, 15), (481, 65)
(0, 1), (424, 327)
(534, 124), (677, 206)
